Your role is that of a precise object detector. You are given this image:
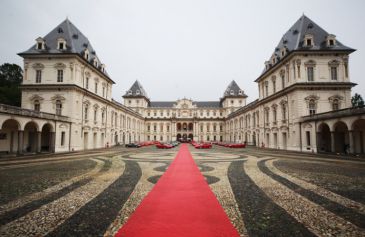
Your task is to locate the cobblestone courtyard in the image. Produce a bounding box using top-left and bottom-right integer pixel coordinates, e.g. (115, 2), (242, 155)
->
(0, 145), (364, 236)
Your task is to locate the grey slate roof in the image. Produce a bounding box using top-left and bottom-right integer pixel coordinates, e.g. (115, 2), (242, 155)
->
(222, 80), (247, 98)
(194, 101), (221, 108)
(149, 101), (222, 108)
(258, 15), (355, 80)
(149, 101), (175, 108)
(18, 18), (112, 81)
(123, 80), (149, 98)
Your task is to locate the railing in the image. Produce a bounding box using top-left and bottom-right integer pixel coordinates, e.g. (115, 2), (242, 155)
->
(0, 103), (70, 122)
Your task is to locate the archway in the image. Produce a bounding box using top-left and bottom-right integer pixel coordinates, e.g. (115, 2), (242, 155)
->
(333, 121), (349, 153)
(0, 119), (20, 153)
(317, 123), (331, 152)
(41, 123), (53, 152)
(182, 134), (187, 142)
(352, 119), (365, 154)
(188, 123), (193, 131)
(177, 123), (181, 131)
(176, 134), (182, 141)
(252, 132), (256, 146)
(182, 123), (187, 131)
(24, 121), (38, 153)
(188, 134), (193, 141)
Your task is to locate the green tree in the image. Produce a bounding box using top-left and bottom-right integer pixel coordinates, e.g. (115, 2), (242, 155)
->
(351, 93), (365, 108)
(0, 63), (23, 106)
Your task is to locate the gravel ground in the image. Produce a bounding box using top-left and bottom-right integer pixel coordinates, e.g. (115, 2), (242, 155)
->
(274, 159), (365, 204)
(0, 159), (96, 205)
(0, 145), (364, 237)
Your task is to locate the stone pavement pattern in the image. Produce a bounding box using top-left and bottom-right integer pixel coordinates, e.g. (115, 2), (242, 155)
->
(0, 145), (364, 236)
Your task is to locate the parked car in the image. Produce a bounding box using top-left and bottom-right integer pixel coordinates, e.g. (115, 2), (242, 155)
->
(125, 143), (141, 148)
(193, 142), (212, 149)
(156, 143), (174, 149)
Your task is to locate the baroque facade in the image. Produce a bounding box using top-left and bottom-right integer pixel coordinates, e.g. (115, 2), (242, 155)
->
(0, 15), (364, 155)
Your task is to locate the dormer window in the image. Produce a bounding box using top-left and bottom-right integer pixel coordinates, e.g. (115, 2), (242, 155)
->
(84, 49), (89, 60)
(57, 38), (66, 50)
(304, 34), (314, 47)
(238, 90), (242, 95)
(128, 90), (132, 95)
(136, 90), (140, 95)
(230, 90), (234, 95)
(326, 34), (336, 47)
(35, 37), (45, 50)
(93, 58), (98, 67)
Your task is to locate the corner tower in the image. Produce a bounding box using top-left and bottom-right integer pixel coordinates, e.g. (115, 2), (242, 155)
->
(220, 80), (247, 114)
(123, 80), (150, 114)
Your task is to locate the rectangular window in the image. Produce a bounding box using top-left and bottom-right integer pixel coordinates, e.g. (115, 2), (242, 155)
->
(331, 67), (337, 80)
(306, 131), (311, 146)
(102, 87), (105, 97)
(273, 80), (276, 93)
(57, 70), (63, 82)
(307, 67), (314, 81)
(59, 42), (64, 50)
(56, 102), (62, 115)
(94, 109), (97, 121)
(86, 77), (89, 89)
(34, 103), (40, 112)
(36, 70), (42, 83)
(95, 83), (98, 93)
(61, 131), (65, 146)
(84, 107), (88, 120)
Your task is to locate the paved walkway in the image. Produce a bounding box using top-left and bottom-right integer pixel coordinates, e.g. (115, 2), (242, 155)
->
(115, 144), (239, 237)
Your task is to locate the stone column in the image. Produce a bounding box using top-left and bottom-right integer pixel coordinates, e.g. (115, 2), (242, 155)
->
(348, 130), (354, 154)
(18, 130), (24, 155)
(10, 131), (14, 153)
(37, 132), (42, 153)
(331, 131), (336, 153)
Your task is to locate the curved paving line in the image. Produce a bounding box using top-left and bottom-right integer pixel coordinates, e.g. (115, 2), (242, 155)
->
(228, 160), (315, 237)
(258, 159), (365, 228)
(46, 160), (141, 237)
(153, 162), (171, 172)
(197, 163), (215, 172)
(0, 159), (112, 226)
(0, 158), (105, 215)
(267, 159), (365, 215)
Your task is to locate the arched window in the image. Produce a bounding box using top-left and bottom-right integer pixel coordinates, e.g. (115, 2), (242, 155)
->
(34, 100), (40, 112)
(309, 99), (316, 115)
(55, 100), (62, 115)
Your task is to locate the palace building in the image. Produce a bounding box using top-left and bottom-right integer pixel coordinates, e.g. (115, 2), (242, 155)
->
(0, 15), (364, 155)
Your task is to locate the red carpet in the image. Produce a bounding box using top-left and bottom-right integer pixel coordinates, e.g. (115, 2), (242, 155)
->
(115, 144), (240, 237)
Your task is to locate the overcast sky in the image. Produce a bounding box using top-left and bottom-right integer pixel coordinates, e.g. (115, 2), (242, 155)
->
(1, 0), (364, 103)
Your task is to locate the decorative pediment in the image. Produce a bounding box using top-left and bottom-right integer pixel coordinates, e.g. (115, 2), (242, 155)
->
(271, 75), (276, 81)
(279, 99), (288, 106)
(29, 94), (44, 102)
(304, 60), (316, 67)
(328, 95), (344, 102)
(85, 71), (91, 77)
(328, 60), (340, 67)
(296, 59), (301, 65)
(32, 63), (45, 70)
(93, 103), (99, 109)
(271, 104), (278, 109)
(83, 100), (91, 106)
(304, 95), (320, 102)
(54, 63), (66, 69)
(51, 94), (66, 102)
(279, 69), (285, 76)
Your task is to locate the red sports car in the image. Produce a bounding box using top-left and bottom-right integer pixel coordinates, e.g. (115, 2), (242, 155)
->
(194, 143), (212, 149)
(156, 143), (174, 149)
